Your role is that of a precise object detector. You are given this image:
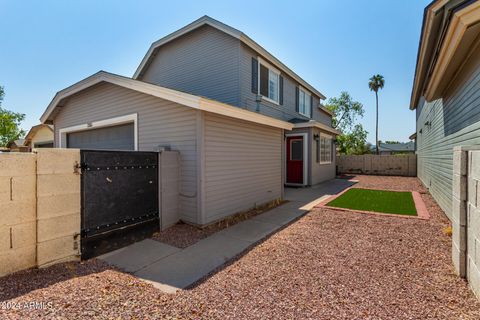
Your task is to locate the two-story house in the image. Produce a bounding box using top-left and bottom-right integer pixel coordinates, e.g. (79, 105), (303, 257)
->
(40, 16), (340, 226)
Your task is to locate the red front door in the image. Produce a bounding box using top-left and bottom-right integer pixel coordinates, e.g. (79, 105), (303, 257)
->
(286, 136), (304, 184)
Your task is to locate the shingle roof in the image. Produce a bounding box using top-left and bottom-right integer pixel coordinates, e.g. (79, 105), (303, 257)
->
(375, 142), (415, 152)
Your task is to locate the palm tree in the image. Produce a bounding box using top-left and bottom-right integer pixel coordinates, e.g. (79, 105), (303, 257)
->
(368, 74), (385, 155)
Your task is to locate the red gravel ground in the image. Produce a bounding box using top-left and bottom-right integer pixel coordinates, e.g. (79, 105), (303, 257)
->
(1, 175), (479, 319)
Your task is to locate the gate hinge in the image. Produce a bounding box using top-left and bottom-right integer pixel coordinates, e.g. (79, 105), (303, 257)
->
(73, 161), (84, 175)
(73, 232), (81, 254)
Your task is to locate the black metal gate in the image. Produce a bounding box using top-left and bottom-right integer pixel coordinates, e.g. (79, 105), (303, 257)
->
(80, 150), (159, 259)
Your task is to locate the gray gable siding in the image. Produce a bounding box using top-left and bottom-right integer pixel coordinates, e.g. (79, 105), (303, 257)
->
(140, 25), (241, 107)
(138, 25), (331, 126)
(239, 43), (331, 125)
(416, 61), (480, 220)
(53, 82), (199, 224)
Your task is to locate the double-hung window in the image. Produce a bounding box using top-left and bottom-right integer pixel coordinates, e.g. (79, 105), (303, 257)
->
(320, 134), (333, 164)
(298, 88), (311, 117)
(259, 59), (280, 104)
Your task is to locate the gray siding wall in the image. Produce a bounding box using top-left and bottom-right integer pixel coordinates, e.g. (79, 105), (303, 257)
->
(53, 82), (199, 224)
(289, 127), (336, 186)
(140, 25), (241, 107)
(203, 112), (283, 224)
(239, 43), (332, 126)
(138, 26), (331, 126)
(311, 127), (336, 185)
(416, 60), (480, 220)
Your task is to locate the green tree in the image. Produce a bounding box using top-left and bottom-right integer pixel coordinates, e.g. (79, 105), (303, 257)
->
(326, 91), (364, 132)
(336, 124), (369, 155)
(368, 74), (385, 155)
(326, 92), (369, 155)
(0, 86), (26, 147)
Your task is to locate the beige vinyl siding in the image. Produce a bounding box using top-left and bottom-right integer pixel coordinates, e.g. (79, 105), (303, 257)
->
(416, 59), (480, 220)
(53, 82), (198, 223)
(31, 127), (53, 146)
(203, 113), (283, 224)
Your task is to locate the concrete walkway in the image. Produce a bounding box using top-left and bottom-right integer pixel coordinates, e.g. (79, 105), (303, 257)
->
(99, 178), (355, 293)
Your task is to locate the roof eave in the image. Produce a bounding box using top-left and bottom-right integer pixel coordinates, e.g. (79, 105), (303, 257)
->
(40, 71), (294, 131)
(410, 0), (449, 110)
(410, 0), (479, 109)
(293, 121), (341, 136)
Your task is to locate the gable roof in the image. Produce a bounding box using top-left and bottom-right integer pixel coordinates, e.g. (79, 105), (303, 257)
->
(133, 15), (326, 100)
(40, 71), (293, 130)
(7, 139), (25, 148)
(24, 124), (54, 143)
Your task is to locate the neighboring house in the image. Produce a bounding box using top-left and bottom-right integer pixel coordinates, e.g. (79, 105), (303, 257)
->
(373, 142), (415, 155)
(410, 0), (480, 218)
(409, 133), (417, 152)
(6, 139), (28, 152)
(24, 124), (54, 151)
(40, 16), (340, 226)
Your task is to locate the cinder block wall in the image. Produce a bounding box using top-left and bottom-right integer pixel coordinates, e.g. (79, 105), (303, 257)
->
(0, 153), (37, 276)
(36, 149), (81, 267)
(0, 149), (81, 277)
(452, 148), (468, 279)
(337, 154), (417, 177)
(467, 150), (480, 298)
(452, 146), (480, 299)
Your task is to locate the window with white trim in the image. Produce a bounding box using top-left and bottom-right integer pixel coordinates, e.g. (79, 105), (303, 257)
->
(299, 88), (311, 117)
(259, 61), (280, 103)
(320, 134), (332, 164)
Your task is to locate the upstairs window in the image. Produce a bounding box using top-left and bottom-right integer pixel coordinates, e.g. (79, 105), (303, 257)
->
(259, 59), (280, 104)
(298, 88), (311, 117)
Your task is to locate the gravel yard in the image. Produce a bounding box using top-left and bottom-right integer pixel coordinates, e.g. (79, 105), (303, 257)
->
(152, 199), (286, 248)
(1, 175), (479, 319)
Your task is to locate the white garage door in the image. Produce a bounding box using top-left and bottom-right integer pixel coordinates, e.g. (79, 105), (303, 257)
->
(67, 123), (135, 150)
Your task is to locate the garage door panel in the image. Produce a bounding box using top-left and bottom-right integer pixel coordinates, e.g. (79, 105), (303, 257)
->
(67, 123), (134, 150)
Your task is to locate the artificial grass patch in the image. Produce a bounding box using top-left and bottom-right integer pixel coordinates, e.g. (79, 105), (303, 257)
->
(327, 188), (417, 216)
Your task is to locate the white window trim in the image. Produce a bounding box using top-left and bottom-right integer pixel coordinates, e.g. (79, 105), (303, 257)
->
(298, 86), (312, 118)
(58, 113), (138, 150)
(319, 133), (333, 165)
(285, 132), (308, 186)
(258, 56), (280, 105)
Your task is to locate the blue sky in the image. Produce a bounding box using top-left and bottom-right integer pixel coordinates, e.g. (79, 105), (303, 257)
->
(0, 0), (430, 143)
